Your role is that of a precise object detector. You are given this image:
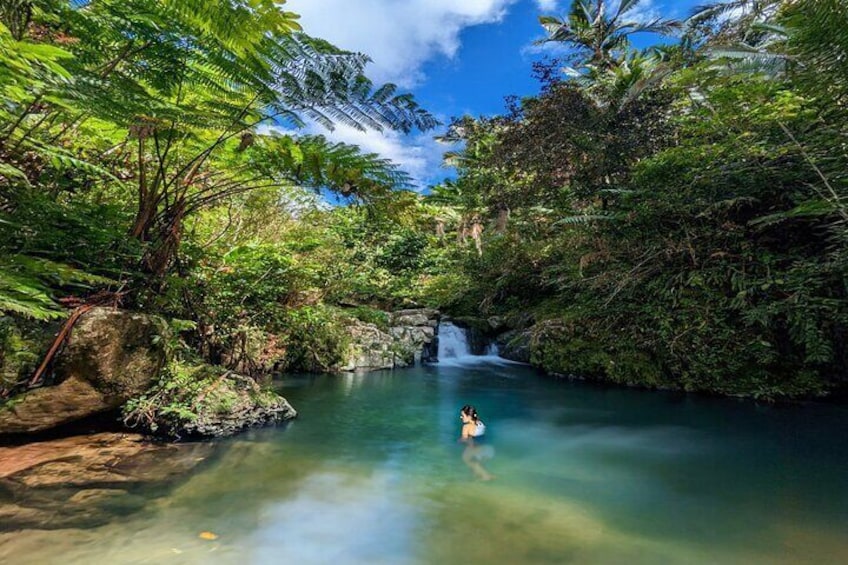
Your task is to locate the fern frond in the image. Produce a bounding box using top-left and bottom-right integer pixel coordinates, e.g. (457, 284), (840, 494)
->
(0, 255), (114, 320)
(554, 214), (619, 226)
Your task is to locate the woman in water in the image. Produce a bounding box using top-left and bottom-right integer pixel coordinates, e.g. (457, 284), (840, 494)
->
(459, 405), (494, 480)
(459, 404), (486, 440)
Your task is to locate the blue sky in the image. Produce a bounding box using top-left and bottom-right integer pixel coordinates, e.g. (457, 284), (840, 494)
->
(284, 0), (704, 190)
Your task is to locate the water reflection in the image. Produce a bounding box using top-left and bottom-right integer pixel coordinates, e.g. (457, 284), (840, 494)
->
(251, 471), (419, 565)
(461, 442), (495, 481)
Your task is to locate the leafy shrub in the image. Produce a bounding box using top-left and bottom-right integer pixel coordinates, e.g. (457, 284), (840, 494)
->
(279, 305), (349, 372)
(347, 305), (389, 330)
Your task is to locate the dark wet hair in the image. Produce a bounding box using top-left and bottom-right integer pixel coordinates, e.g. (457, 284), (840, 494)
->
(461, 405), (480, 422)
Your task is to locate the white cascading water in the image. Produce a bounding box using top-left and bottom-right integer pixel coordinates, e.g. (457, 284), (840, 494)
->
(437, 322), (503, 364)
(437, 322), (472, 360)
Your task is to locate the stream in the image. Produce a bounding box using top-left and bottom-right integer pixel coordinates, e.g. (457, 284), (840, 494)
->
(1, 324), (847, 564)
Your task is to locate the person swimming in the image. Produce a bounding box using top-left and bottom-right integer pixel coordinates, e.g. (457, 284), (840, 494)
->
(459, 405), (494, 480)
(460, 404), (486, 440)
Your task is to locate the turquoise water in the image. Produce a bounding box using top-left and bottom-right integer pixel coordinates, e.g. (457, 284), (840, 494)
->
(4, 360), (848, 564)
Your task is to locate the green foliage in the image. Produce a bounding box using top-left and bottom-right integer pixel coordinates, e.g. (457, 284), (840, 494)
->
(0, 1), (442, 388)
(0, 315), (56, 392)
(374, 229), (429, 273)
(279, 305), (349, 372)
(347, 306), (390, 330)
(431, 0), (848, 399)
(2, 0), (436, 283)
(0, 188), (134, 319)
(0, 255), (116, 320)
(5, 0), (846, 405)
(538, 0), (681, 69)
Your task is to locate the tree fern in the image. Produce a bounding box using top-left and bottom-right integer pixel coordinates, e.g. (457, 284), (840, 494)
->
(0, 255), (115, 320)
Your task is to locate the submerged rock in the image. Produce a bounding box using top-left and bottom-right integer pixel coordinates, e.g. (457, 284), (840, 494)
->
(0, 432), (212, 531)
(0, 308), (167, 435)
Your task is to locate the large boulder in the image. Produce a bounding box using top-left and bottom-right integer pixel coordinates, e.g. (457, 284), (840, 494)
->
(0, 308), (167, 435)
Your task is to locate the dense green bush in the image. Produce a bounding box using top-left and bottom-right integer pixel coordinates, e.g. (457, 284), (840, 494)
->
(279, 306), (349, 372)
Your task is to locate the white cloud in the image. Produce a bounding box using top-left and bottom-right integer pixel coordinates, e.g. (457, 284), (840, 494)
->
(285, 0), (517, 88)
(262, 123), (448, 191)
(620, 0), (662, 24)
(309, 123), (447, 190)
(272, 1), (511, 189)
(535, 0), (559, 11)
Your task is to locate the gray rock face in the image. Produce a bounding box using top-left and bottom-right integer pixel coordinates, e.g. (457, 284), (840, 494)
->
(389, 308), (439, 328)
(338, 321), (397, 372)
(339, 308), (439, 372)
(390, 324), (438, 367)
(495, 329), (532, 363)
(0, 308), (167, 435)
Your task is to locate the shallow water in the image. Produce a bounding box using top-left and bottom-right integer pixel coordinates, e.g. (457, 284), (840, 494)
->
(3, 361), (848, 564)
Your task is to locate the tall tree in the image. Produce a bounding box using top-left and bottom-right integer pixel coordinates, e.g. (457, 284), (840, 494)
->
(538, 0), (681, 69)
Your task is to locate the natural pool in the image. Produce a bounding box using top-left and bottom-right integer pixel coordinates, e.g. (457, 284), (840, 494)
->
(2, 359), (848, 564)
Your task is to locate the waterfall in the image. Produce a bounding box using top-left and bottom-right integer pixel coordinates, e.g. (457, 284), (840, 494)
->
(436, 322), (504, 364)
(437, 322), (471, 360)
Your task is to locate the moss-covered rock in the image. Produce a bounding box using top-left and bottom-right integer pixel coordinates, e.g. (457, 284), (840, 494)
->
(0, 316), (60, 393)
(529, 319), (666, 388)
(494, 329), (532, 363)
(0, 308), (167, 435)
(122, 362), (296, 439)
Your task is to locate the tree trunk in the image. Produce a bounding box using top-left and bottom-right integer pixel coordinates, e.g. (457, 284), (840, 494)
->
(142, 200), (185, 278)
(495, 207), (510, 233)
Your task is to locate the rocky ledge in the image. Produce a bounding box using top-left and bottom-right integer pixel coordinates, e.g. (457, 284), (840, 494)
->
(338, 308), (439, 372)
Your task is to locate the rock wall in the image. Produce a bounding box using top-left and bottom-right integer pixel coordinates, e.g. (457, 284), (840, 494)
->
(337, 308), (439, 372)
(494, 329), (532, 363)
